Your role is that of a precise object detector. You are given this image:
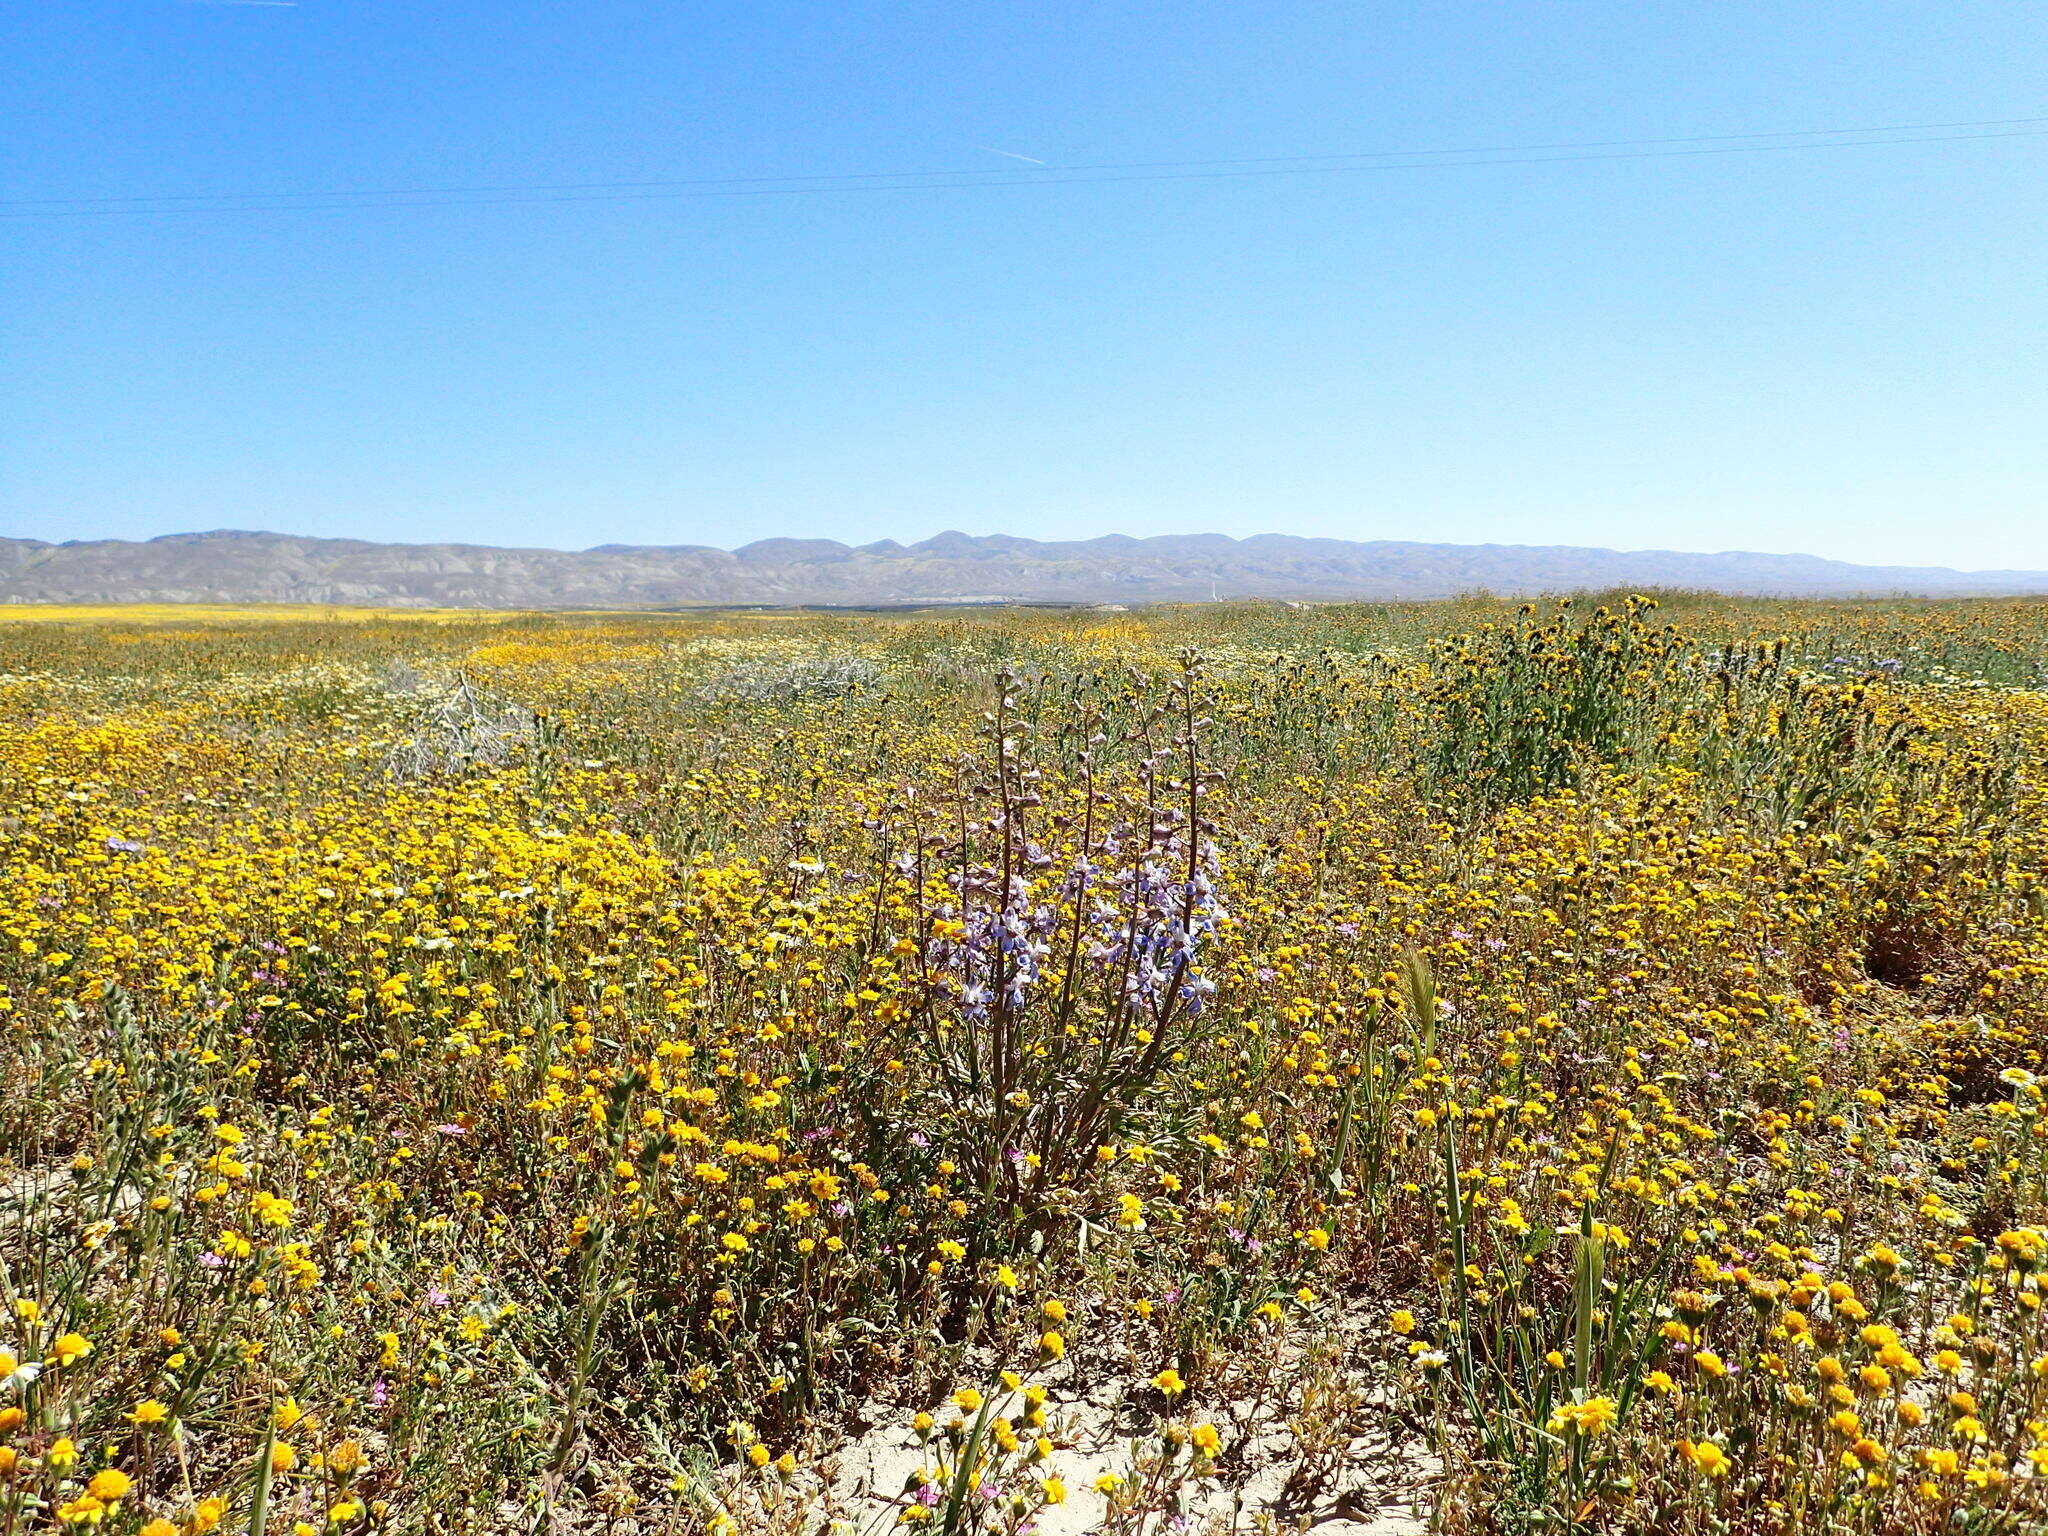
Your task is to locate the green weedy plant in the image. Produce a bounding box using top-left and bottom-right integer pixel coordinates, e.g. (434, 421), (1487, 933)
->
(1421, 596), (1683, 817)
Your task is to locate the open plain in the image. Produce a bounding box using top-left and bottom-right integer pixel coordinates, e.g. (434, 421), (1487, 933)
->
(3, 595), (2048, 1534)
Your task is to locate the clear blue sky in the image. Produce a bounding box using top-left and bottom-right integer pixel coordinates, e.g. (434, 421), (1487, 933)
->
(5, 2), (2045, 569)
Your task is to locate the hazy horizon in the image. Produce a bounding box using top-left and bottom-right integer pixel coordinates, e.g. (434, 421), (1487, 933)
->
(12, 524), (2048, 577)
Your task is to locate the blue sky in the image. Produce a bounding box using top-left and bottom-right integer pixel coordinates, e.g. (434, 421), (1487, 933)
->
(5, 2), (2045, 569)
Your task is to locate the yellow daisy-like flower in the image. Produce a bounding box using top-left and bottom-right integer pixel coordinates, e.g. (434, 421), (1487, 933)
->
(1682, 1439), (1733, 1477)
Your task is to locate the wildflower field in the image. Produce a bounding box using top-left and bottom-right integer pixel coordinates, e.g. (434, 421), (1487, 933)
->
(4, 593), (2048, 1536)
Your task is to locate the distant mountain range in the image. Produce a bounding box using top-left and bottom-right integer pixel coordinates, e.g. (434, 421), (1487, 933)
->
(3, 530), (2045, 608)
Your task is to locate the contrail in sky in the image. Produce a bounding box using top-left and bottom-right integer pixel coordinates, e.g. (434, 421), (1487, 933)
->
(968, 144), (1047, 165)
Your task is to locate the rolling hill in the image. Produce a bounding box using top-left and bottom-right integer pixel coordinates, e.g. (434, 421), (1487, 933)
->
(2, 529), (2044, 608)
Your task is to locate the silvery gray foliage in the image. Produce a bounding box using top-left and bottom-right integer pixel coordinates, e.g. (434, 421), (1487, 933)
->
(382, 659), (435, 696)
(696, 655), (883, 704)
(383, 675), (537, 780)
